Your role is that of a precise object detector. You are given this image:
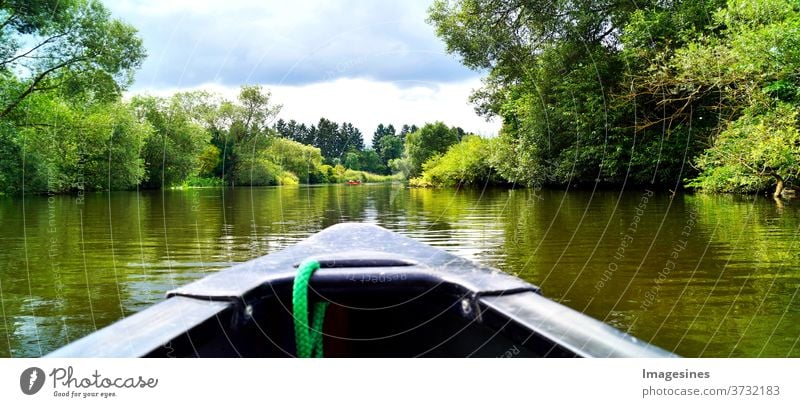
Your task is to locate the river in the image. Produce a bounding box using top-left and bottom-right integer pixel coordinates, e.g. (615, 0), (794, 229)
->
(0, 184), (798, 357)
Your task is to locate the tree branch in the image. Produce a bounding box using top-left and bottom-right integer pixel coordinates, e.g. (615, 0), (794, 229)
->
(0, 31), (71, 67)
(0, 57), (84, 119)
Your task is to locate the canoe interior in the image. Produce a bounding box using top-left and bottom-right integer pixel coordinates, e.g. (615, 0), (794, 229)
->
(147, 289), (545, 358)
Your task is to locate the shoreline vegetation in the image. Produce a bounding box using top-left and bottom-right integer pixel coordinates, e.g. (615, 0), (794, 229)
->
(2, 1), (799, 198)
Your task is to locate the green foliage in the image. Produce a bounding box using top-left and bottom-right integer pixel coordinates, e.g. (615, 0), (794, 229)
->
(179, 85), (282, 185)
(630, 0), (800, 194)
(309, 118), (364, 163)
(377, 134), (403, 167)
(265, 137), (327, 184)
(234, 153), (283, 186)
(0, 0), (146, 118)
(0, 94), (149, 193)
(197, 144), (221, 178)
(429, 0), (800, 195)
(181, 175), (225, 188)
(688, 102), (800, 194)
(357, 149), (386, 174)
(371, 123), (395, 151)
(428, 0), (653, 187)
(78, 103), (149, 191)
(486, 128), (545, 187)
(132, 94), (210, 188)
(411, 135), (499, 187)
(343, 149), (386, 174)
(388, 157), (413, 179)
(403, 122), (460, 177)
(337, 169), (400, 184)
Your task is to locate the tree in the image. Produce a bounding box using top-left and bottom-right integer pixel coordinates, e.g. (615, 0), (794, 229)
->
(2, 93), (149, 193)
(413, 135), (499, 187)
(372, 123), (395, 150)
(339, 122), (364, 152)
(427, 0), (721, 188)
(635, 0), (800, 197)
(344, 149), (386, 174)
(266, 137), (325, 183)
(79, 102), (149, 191)
(399, 124), (418, 138)
(403, 122), (459, 177)
(688, 103), (800, 197)
(314, 117), (340, 162)
(237, 85), (282, 138)
(132, 94), (210, 188)
(377, 134), (403, 168)
(0, 0), (146, 119)
(343, 151), (361, 171)
(197, 86), (282, 184)
(197, 145), (220, 178)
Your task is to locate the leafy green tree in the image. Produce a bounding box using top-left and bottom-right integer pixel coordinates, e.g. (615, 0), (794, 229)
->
(487, 126), (545, 187)
(343, 151), (361, 171)
(377, 134), (403, 166)
(688, 103), (800, 197)
(4, 94), (148, 193)
(198, 86), (281, 184)
(344, 149), (386, 174)
(372, 123), (396, 150)
(237, 85), (282, 137)
(266, 137), (326, 183)
(399, 124), (418, 138)
(0, 0), (146, 118)
(132, 94), (210, 188)
(427, 0), (724, 188)
(339, 122), (364, 152)
(314, 118), (339, 162)
(79, 102), (149, 190)
(197, 145), (221, 178)
(634, 0), (800, 196)
(413, 135), (499, 187)
(403, 122), (459, 177)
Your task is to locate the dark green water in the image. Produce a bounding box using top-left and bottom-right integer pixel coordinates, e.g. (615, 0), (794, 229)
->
(0, 184), (798, 357)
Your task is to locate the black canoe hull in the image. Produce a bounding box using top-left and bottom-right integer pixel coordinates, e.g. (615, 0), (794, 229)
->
(48, 223), (675, 358)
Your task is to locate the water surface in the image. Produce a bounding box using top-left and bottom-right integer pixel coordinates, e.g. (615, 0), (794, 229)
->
(0, 184), (798, 357)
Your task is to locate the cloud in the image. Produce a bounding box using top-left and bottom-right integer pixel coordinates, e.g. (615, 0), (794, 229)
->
(107, 0), (478, 88)
(128, 78), (501, 141)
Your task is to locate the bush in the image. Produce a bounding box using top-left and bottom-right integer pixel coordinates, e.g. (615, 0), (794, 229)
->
(411, 135), (500, 187)
(181, 176), (224, 188)
(403, 122), (460, 177)
(235, 155), (281, 186)
(266, 137), (326, 183)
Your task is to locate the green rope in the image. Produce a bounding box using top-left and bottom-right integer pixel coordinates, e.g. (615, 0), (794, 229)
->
(293, 259), (328, 358)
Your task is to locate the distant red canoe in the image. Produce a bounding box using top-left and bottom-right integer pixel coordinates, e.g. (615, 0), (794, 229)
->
(346, 180), (362, 185)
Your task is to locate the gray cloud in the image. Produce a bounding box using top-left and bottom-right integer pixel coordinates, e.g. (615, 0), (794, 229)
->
(108, 0), (478, 89)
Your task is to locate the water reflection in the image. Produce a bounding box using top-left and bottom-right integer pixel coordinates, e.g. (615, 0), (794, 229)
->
(0, 185), (797, 357)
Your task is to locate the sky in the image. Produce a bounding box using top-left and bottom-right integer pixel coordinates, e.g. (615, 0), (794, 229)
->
(107, 0), (501, 141)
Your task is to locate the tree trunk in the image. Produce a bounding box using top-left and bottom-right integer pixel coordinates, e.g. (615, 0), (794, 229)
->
(772, 173), (785, 199)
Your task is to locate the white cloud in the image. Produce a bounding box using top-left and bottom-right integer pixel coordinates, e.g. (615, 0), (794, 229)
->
(128, 78), (500, 142)
(106, 0), (476, 87)
(113, 1), (499, 139)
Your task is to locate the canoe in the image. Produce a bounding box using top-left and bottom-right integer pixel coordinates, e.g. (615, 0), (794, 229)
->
(346, 180), (361, 185)
(47, 223), (675, 358)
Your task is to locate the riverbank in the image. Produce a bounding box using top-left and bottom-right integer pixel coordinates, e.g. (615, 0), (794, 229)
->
(179, 170), (402, 188)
